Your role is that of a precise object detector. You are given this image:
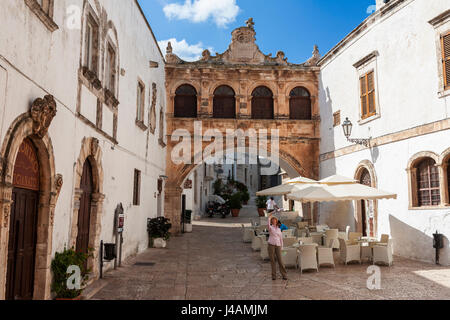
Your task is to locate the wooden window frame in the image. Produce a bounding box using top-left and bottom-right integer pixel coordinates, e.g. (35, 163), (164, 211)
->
(136, 80), (147, 130)
(133, 169), (141, 206)
(24, 0), (58, 32)
(359, 71), (377, 120)
(441, 32), (450, 90)
(416, 159), (441, 207)
(84, 14), (100, 76)
(105, 42), (117, 94)
(333, 110), (341, 127)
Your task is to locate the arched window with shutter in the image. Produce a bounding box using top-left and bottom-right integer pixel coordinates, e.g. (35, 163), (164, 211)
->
(174, 84), (197, 118)
(213, 86), (236, 119)
(289, 87), (312, 120)
(416, 158), (441, 207)
(441, 32), (450, 90)
(251, 86), (274, 120)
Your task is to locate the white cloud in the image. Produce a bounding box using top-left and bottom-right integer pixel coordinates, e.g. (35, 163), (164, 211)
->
(158, 38), (214, 62)
(163, 0), (240, 28)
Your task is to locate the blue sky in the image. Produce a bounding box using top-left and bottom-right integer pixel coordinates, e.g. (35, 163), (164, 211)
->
(138, 0), (376, 63)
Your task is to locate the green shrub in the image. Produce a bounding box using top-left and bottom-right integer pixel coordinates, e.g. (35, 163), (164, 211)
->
(229, 193), (243, 209)
(256, 195), (268, 209)
(51, 248), (91, 299)
(241, 190), (250, 203)
(147, 217), (172, 241)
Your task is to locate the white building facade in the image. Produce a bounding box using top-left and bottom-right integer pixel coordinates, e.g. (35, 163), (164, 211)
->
(0, 0), (166, 300)
(318, 0), (450, 265)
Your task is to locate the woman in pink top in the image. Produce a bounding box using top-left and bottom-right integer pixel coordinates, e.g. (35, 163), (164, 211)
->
(268, 212), (288, 280)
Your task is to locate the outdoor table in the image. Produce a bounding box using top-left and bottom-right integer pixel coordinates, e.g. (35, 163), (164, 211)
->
(310, 232), (325, 246)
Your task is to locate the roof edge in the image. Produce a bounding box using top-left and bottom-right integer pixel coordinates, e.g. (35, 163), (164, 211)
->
(134, 0), (165, 63)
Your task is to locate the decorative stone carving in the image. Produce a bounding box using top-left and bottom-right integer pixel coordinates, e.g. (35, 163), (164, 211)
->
(149, 83), (157, 134)
(55, 174), (63, 197)
(165, 42), (182, 64)
(3, 206), (9, 228)
(91, 138), (99, 156)
(165, 19), (298, 66)
(246, 17), (255, 30)
(305, 45), (321, 66)
(31, 95), (57, 139)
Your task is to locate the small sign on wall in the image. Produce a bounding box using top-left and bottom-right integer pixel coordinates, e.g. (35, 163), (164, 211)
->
(184, 179), (193, 189)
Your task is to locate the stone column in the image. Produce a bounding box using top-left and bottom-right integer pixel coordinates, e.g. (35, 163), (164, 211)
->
(0, 185), (13, 300)
(89, 192), (105, 279)
(438, 164), (448, 206)
(70, 188), (83, 248)
(164, 183), (183, 235)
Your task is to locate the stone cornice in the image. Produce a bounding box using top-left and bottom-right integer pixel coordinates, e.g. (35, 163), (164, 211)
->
(428, 9), (450, 27)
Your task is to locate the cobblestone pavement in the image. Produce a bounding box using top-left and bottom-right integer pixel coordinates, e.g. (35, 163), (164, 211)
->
(90, 204), (450, 300)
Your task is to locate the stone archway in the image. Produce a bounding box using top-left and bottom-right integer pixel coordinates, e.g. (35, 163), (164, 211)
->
(164, 121), (319, 234)
(354, 160), (378, 237)
(69, 137), (105, 279)
(0, 95), (60, 300)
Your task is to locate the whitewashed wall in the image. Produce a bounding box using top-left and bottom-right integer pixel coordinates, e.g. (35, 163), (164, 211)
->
(0, 0), (166, 271)
(319, 0), (450, 265)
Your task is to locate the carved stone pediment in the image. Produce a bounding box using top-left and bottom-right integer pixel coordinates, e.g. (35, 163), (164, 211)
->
(91, 138), (99, 156)
(31, 95), (57, 138)
(166, 19), (300, 66)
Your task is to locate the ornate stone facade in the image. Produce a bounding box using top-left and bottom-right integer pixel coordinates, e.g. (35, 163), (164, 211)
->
(164, 20), (321, 233)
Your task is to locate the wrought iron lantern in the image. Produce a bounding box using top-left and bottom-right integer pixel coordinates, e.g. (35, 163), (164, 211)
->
(341, 117), (371, 147)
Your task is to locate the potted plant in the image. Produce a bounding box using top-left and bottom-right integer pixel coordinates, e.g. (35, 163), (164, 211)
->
(147, 217), (172, 248)
(256, 195), (268, 217)
(230, 192), (242, 217)
(51, 248), (91, 300)
(184, 210), (193, 233)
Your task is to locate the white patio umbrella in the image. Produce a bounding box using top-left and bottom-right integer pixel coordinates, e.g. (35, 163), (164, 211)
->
(286, 175), (397, 225)
(287, 183), (397, 202)
(255, 176), (317, 196)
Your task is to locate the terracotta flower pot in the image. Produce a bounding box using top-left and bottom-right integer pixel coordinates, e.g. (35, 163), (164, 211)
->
(257, 208), (265, 217)
(231, 209), (240, 217)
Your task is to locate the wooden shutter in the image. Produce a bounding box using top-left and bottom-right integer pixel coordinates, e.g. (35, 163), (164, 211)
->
(133, 169), (141, 206)
(442, 33), (450, 89)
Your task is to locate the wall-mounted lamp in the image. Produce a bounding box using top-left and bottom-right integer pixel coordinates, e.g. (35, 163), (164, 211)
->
(159, 175), (169, 180)
(342, 117), (371, 147)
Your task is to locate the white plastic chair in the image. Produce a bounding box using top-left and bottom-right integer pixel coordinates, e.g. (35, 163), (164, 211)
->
(299, 244), (318, 273)
(338, 238), (361, 265)
(348, 232), (362, 244)
(318, 243), (335, 268)
(373, 239), (393, 266)
(325, 229), (339, 250)
(282, 248), (299, 269)
(252, 235), (264, 252)
(242, 224), (255, 243)
(260, 238), (270, 261)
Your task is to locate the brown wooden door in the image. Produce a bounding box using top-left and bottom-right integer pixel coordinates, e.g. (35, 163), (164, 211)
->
(290, 97), (312, 120)
(213, 96), (235, 118)
(6, 138), (40, 300)
(360, 169), (372, 237)
(76, 160), (93, 257)
(252, 97), (274, 119)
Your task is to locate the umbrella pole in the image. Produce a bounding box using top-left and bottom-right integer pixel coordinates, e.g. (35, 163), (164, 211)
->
(310, 202), (314, 226)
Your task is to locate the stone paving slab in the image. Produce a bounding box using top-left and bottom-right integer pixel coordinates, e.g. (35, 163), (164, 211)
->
(90, 211), (450, 300)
